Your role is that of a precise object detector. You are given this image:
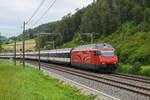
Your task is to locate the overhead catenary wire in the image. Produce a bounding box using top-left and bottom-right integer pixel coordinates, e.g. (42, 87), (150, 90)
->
(32, 0), (57, 27)
(26, 0), (46, 24)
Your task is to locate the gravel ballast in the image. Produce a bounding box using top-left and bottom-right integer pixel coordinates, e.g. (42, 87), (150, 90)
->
(26, 62), (150, 100)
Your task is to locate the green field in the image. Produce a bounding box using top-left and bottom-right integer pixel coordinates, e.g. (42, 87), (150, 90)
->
(2, 39), (36, 52)
(0, 61), (95, 100)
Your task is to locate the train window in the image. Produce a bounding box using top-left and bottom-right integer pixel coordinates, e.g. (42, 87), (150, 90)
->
(55, 53), (57, 57)
(50, 53), (52, 57)
(63, 53), (66, 58)
(48, 52), (70, 58)
(101, 50), (115, 57)
(52, 53), (54, 57)
(53, 53), (55, 57)
(67, 53), (70, 58)
(40, 53), (48, 57)
(94, 51), (101, 56)
(53, 53), (56, 57)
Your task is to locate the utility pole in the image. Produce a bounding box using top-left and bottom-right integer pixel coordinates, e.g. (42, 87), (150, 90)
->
(81, 33), (94, 44)
(53, 40), (55, 49)
(22, 22), (26, 68)
(14, 37), (16, 66)
(38, 34), (41, 70)
(37, 33), (55, 70)
(90, 33), (93, 44)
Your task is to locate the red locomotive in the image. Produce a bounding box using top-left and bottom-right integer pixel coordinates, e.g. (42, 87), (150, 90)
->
(71, 43), (118, 72)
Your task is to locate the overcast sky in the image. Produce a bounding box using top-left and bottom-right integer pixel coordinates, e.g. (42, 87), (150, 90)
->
(0, 0), (93, 38)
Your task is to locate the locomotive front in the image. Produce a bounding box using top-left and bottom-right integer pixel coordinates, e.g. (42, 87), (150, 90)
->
(94, 44), (118, 72)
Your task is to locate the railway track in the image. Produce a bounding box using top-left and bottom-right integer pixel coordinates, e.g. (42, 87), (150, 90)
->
(111, 73), (150, 84)
(25, 60), (150, 98)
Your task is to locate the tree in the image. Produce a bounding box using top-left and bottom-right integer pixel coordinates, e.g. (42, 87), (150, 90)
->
(0, 34), (3, 52)
(131, 5), (143, 24)
(144, 8), (150, 23)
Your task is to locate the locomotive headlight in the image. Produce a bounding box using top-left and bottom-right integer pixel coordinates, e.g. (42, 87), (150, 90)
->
(114, 62), (116, 64)
(102, 63), (105, 64)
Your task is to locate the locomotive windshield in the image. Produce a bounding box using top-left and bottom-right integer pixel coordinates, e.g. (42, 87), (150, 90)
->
(100, 50), (115, 57)
(95, 50), (115, 57)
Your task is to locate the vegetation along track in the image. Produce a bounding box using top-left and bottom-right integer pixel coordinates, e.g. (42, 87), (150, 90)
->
(24, 60), (150, 98)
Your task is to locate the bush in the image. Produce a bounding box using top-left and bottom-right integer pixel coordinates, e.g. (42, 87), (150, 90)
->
(116, 63), (132, 73)
(129, 62), (142, 75)
(139, 67), (150, 77)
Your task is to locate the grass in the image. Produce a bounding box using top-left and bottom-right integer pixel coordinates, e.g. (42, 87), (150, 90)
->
(0, 60), (96, 100)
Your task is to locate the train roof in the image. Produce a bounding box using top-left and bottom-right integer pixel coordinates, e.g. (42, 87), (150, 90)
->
(0, 48), (72, 55)
(40, 48), (72, 53)
(25, 48), (72, 54)
(73, 43), (113, 51)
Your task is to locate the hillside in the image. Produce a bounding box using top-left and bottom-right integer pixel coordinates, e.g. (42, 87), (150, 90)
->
(12, 0), (150, 65)
(61, 22), (150, 65)
(0, 36), (7, 41)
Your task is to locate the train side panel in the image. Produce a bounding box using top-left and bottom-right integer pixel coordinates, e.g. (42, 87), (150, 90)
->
(71, 50), (96, 69)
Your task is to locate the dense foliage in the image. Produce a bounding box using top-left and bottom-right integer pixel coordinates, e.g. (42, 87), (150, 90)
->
(14, 0), (150, 65)
(98, 22), (150, 65)
(116, 63), (150, 77)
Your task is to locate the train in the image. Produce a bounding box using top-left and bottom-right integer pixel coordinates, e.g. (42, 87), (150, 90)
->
(0, 43), (118, 72)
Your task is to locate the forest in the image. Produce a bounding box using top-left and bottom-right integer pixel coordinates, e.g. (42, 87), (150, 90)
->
(13, 0), (150, 65)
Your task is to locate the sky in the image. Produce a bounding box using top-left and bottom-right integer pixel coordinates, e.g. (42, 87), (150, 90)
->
(0, 0), (93, 38)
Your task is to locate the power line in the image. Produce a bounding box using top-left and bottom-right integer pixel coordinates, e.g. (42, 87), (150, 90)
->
(26, 0), (46, 24)
(32, 0), (57, 27)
